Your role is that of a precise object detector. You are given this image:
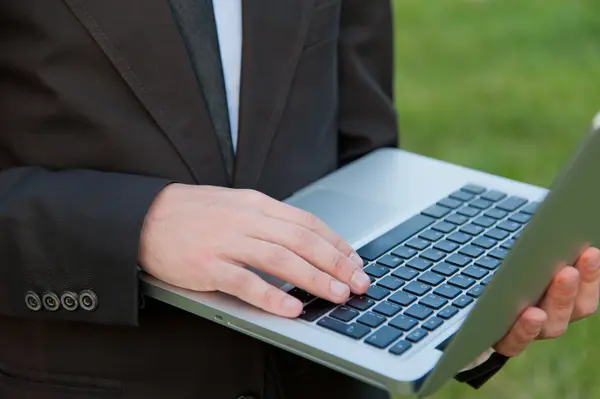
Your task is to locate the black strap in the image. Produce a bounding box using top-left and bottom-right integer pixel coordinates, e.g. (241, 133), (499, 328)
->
(168, 0), (235, 178)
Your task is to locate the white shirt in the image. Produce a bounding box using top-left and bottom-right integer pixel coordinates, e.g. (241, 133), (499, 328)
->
(212, 0), (243, 153)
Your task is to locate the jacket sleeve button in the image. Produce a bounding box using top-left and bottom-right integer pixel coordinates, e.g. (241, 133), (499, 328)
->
(60, 291), (79, 311)
(25, 291), (42, 311)
(42, 292), (60, 311)
(79, 289), (98, 311)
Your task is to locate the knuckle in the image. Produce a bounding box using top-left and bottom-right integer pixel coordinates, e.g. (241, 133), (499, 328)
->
(241, 189), (265, 204)
(301, 211), (321, 231)
(259, 286), (280, 310)
(267, 245), (292, 266)
(228, 270), (251, 294)
(330, 253), (350, 277)
(543, 325), (568, 339)
(291, 226), (316, 249)
(576, 300), (598, 318)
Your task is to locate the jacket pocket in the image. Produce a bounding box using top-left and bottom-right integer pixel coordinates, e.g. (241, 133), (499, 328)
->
(0, 361), (121, 398)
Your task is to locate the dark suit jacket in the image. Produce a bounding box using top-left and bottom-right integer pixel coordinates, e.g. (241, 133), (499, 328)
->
(0, 1), (503, 398)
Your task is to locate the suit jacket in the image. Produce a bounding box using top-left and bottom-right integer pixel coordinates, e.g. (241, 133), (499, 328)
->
(0, 1), (503, 398)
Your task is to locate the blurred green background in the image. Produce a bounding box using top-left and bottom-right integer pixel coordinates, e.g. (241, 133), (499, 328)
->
(393, 0), (600, 398)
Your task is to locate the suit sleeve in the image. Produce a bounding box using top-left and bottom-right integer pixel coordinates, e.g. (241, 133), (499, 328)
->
(337, 0), (507, 388)
(336, 0), (399, 165)
(0, 166), (173, 325)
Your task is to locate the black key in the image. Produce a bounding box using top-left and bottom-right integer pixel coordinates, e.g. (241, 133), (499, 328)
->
(377, 254), (404, 269)
(446, 254), (471, 267)
(405, 238), (430, 251)
(450, 190), (475, 202)
(434, 240), (459, 253)
(509, 213), (531, 224)
(403, 282), (431, 296)
(362, 258), (369, 267)
(472, 236), (497, 249)
(346, 296), (375, 311)
(357, 214), (435, 260)
(406, 258), (432, 272)
(392, 246), (418, 259)
(299, 298), (336, 321)
(364, 264), (389, 278)
(485, 228), (509, 241)
(357, 312), (386, 328)
(405, 304), (434, 320)
(482, 190), (507, 202)
(389, 291), (418, 306)
(418, 272), (445, 286)
(432, 263), (459, 277)
(520, 201), (540, 214)
(481, 275), (494, 285)
(457, 206), (480, 217)
(497, 196), (528, 212)
(392, 267), (419, 281)
(448, 275), (476, 289)
(369, 276), (376, 283)
(422, 317), (444, 331)
(422, 205), (451, 219)
(485, 208), (508, 220)
(389, 314), (418, 331)
(420, 249), (446, 262)
(475, 256), (501, 270)
(445, 214), (468, 225)
(317, 317), (370, 339)
(330, 306), (360, 322)
(438, 306), (460, 320)
(462, 266), (489, 280)
(459, 245), (485, 258)
(489, 248), (509, 260)
(470, 199), (493, 210)
(389, 340), (412, 356)
(406, 328), (428, 343)
(501, 239), (515, 250)
(437, 198), (462, 209)
(453, 295), (474, 309)
(287, 287), (315, 303)
(497, 221), (521, 232)
(419, 229), (444, 242)
(447, 232), (471, 244)
(434, 284), (462, 299)
(365, 286), (391, 301)
(461, 184), (486, 194)
(467, 285), (485, 298)
(419, 294), (448, 310)
(377, 276), (405, 291)
(472, 216), (495, 228)
(373, 301), (402, 317)
(365, 326), (403, 349)
(460, 224), (484, 236)
(432, 222), (456, 233)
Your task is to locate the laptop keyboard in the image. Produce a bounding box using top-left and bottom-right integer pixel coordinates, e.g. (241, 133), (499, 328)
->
(291, 183), (540, 357)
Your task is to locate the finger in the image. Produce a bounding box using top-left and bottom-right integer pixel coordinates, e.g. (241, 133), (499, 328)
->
(248, 216), (370, 293)
(214, 263), (303, 318)
(572, 247), (600, 321)
(538, 266), (579, 339)
(493, 307), (547, 357)
(246, 191), (362, 266)
(234, 237), (352, 304)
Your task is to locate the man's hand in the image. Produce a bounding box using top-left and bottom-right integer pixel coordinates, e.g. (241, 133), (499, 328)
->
(493, 247), (600, 356)
(138, 184), (371, 317)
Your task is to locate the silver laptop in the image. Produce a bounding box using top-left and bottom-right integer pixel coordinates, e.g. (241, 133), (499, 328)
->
(141, 113), (600, 398)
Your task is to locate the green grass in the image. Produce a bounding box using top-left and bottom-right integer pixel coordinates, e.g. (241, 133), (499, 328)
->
(393, 0), (600, 398)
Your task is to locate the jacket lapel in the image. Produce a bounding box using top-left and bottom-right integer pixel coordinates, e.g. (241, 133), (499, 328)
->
(63, 0), (228, 184)
(233, 0), (315, 188)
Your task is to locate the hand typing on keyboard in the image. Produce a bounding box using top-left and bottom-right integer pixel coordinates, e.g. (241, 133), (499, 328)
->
(492, 246), (600, 357)
(138, 184), (371, 318)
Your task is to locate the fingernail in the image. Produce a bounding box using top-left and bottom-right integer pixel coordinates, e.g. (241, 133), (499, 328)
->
(330, 280), (350, 299)
(589, 257), (600, 272)
(350, 252), (364, 267)
(282, 296), (301, 314)
(350, 270), (370, 292)
(561, 275), (578, 290)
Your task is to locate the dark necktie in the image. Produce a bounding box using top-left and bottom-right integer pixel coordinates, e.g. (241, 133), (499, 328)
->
(168, 0), (235, 178)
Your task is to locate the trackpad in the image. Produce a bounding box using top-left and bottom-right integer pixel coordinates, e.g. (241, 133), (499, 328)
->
(286, 188), (396, 244)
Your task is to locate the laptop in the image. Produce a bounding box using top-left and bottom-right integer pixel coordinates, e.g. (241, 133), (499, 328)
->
(141, 113), (600, 398)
